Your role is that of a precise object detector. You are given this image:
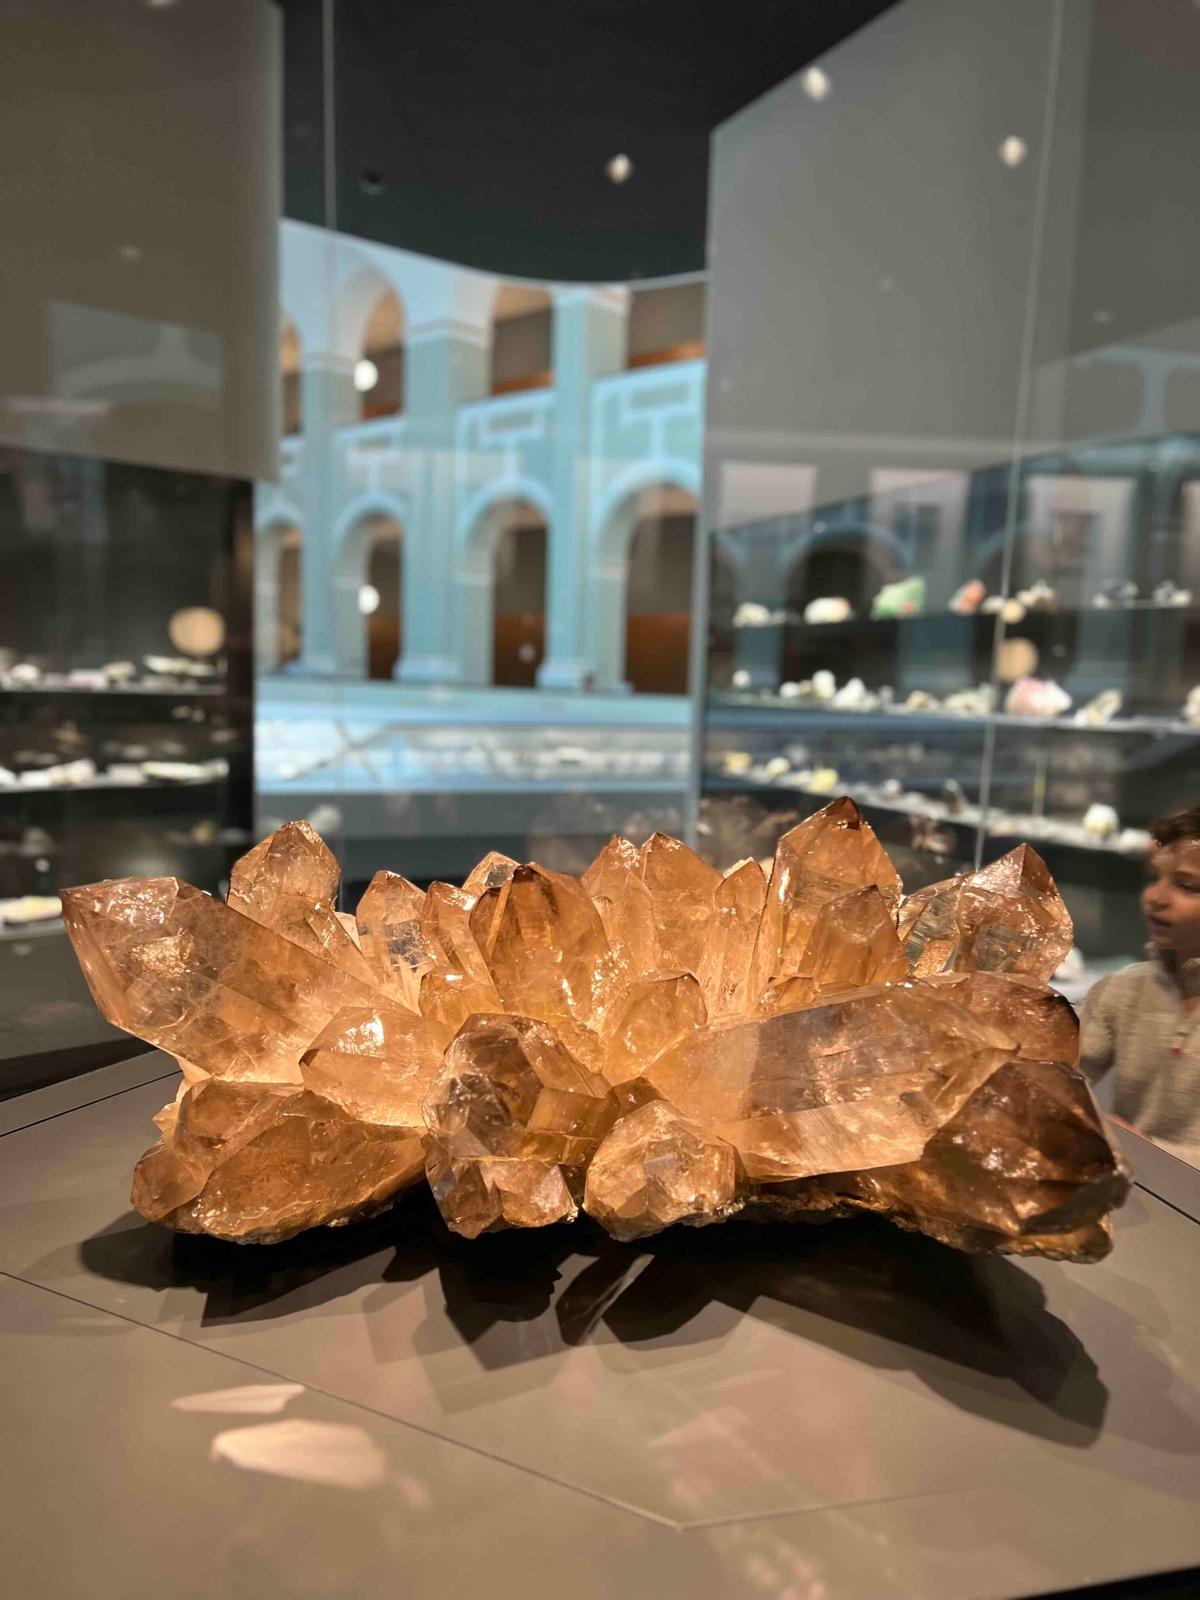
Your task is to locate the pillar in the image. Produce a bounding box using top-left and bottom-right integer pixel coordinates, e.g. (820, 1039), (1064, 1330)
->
(396, 320), (489, 683)
(297, 351), (357, 675)
(537, 286), (629, 690)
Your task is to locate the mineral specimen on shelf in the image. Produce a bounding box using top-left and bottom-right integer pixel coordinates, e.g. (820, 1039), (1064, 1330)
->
(61, 799), (1129, 1259)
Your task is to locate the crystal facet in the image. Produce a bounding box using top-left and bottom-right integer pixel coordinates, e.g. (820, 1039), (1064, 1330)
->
(584, 1099), (739, 1240)
(63, 801), (1129, 1259)
(898, 845), (1073, 982)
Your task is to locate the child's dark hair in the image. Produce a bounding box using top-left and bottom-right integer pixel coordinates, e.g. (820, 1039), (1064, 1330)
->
(1151, 806), (1200, 847)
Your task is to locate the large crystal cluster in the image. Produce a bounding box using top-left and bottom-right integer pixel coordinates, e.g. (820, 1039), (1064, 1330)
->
(61, 800), (1128, 1257)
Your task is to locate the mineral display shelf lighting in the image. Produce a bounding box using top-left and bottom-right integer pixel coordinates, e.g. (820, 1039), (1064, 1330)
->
(61, 799), (1128, 1257)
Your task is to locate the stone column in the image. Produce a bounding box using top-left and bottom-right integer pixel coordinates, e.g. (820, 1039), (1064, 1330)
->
(297, 351), (357, 675)
(396, 320), (489, 683)
(587, 556), (631, 691)
(537, 287), (629, 690)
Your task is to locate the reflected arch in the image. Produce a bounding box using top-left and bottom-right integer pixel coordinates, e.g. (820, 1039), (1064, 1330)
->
(332, 494), (408, 678)
(357, 285), (405, 420)
(590, 470), (701, 692)
(782, 521), (907, 619)
(458, 487), (552, 686)
(255, 513), (303, 673)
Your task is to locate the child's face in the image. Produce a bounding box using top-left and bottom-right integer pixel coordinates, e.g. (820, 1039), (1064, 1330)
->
(1142, 840), (1200, 962)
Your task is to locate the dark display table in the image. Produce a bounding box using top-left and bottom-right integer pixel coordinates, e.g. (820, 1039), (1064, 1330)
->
(1, 1053), (1197, 1598)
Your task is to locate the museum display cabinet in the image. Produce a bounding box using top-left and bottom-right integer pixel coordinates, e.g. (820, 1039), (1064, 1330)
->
(701, 441), (1200, 965)
(697, 0), (1200, 983)
(0, 446), (254, 1091)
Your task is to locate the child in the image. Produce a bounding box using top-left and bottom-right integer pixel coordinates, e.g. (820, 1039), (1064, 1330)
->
(1080, 804), (1200, 1163)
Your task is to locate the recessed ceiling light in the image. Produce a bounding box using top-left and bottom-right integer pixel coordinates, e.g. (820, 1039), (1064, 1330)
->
(119, 244), (143, 263)
(999, 136), (1028, 168)
(1092, 309), (1114, 325)
(354, 358), (379, 393)
(359, 170), (386, 196)
(606, 153), (633, 184)
(801, 66), (831, 102)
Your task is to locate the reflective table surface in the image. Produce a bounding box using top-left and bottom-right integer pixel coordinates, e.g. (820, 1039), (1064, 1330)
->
(1, 1054), (1197, 1599)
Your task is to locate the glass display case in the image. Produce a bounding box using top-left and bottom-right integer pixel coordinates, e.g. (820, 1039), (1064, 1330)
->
(697, 0), (1200, 989)
(701, 445), (1200, 968)
(0, 445), (253, 1090)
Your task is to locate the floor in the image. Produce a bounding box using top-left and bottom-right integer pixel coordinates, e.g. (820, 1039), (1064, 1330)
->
(0, 1053), (1198, 1599)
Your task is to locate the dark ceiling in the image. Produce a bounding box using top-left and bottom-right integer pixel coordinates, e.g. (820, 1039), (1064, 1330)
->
(282, 0), (897, 282)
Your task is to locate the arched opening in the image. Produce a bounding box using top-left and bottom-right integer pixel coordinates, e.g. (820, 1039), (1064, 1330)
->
(358, 287), (405, 421)
(627, 279), (706, 370)
(490, 284), (553, 396)
(278, 527), (302, 666)
(363, 520), (403, 680)
(783, 527), (901, 619)
(280, 318), (302, 436)
(624, 484), (699, 694)
(492, 505), (547, 685)
(255, 519), (302, 673)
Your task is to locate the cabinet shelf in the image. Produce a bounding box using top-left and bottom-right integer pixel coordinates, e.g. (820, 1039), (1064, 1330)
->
(707, 695), (1200, 739)
(703, 773), (1151, 861)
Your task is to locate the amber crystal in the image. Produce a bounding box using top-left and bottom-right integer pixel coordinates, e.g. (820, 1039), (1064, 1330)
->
(898, 845), (1073, 982)
(355, 869), (431, 1006)
(227, 820), (373, 983)
(62, 798), (1129, 1259)
(750, 797), (902, 1000)
(584, 1099), (739, 1240)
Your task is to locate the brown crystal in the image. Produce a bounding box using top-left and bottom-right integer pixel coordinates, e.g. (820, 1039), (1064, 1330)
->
(421, 1012), (615, 1236)
(638, 832), (721, 977)
(646, 983), (1012, 1181)
(757, 885), (910, 1014)
(582, 836), (659, 973)
(602, 970), (707, 1081)
(135, 1085), (426, 1245)
(426, 1146), (577, 1239)
(584, 1099), (739, 1240)
(61, 877), (378, 1084)
(697, 857), (767, 1019)
(355, 869), (432, 1006)
(300, 999), (442, 1127)
(898, 844), (1073, 982)
(487, 864), (612, 1035)
(63, 807), (1129, 1262)
(227, 821), (373, 983)
(749, 797), (902, 1002)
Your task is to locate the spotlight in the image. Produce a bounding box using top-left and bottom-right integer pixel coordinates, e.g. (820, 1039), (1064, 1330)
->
(354, 359), (379, 393)
(358, 584), (380, 616)
(999, 136), (1028, 168)
(801, 66), (831, 102)
(605, 153), (633, 184)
